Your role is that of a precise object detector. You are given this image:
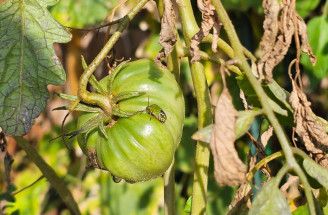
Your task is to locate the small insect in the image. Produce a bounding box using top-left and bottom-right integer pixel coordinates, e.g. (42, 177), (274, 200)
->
(145, 96), (167, 123)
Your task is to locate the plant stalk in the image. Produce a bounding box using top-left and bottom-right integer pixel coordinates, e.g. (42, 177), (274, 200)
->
(177, 0), (213, 214)
(211, 0), (315, 214)
(77, 0), (150, 115)
(164, 27), (183, 215)
(14, 136), (81, 215)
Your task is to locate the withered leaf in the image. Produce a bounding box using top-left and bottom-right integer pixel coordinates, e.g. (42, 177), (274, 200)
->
(289, 80), (328, 168)
(228, 183), (252, 214)
(190, 0), (221, 63)
(258, 0), (280, 64)
(258, 0), (295, 82)
(154, 0), (177, 68)
(210, 88), (247, 186)
(261, 126), (273, 148)
(297, 14), (317, 65)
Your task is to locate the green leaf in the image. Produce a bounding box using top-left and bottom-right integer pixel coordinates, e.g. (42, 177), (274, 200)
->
(301, 15), (328, 79)
(292, 204), (309, 215)
(237, 75), (294, 126)
(235, 110), (262, 139)
(249, 177), (291, 215)
(221, 0), (263, 13)
(265, 80), (293, 114)
(191, 109), (262, 142)
(303, 158), (328, 189)
(191, 124), (213, 144)
(0, 0), (71, 135)
(292, 197), (324, 215)
(296, 0), (320, 18)
(317, 188), (328, 208)
(50, 0), (117, 28)
(184, 196), (192, 214)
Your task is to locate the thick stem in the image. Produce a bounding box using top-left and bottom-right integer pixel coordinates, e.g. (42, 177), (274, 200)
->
(179, 47), (242, 75)
(177, 0), (213, 214)
(164, 32), (181, 215)
(178, 0), (213, 214)
(211, 0), (315, 214)
(77, 0), (150, 115)
(189, 62), (213, 215)
(14, 136), (81, 215)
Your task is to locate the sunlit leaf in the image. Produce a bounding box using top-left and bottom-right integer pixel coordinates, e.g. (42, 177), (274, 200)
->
(235, 110), (262, 139)
(249, 177), (291, 215)
(291, 204), (309, 215)
(0, 0), (71, 135)
(301, 15), (328, 79)
(184, 196), (192, 214)
(50, 0), (117, 28)
(303, 158), (328, 189)
(191, 124), (213, 144)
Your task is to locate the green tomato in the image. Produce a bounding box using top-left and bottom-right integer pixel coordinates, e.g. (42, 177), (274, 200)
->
(77, 59), (185, 182)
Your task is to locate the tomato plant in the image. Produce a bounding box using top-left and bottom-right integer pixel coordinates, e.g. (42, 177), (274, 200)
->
(2, 0), (328, 214)
(77, 59), (185, 182)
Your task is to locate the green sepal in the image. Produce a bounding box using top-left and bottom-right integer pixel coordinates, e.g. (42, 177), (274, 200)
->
(65, 113), (109, 139)
(112, 91), (146, 103)
(56, 93), (78, 101)
(108, 60), (130, 94)
(112, 106), (138, 118)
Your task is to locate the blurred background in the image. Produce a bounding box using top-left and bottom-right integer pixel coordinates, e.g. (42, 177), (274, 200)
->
(0, 0), (327, 214)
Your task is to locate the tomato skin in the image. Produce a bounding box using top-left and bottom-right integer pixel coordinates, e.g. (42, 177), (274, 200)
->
(77, 59), (185, 182)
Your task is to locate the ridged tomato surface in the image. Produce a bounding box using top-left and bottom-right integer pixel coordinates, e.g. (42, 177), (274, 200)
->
(77, 59), (185, 182)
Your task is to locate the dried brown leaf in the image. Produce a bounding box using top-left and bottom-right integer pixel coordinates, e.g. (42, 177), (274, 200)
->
(261, 126), (273, 148)
(210, 88), (247, 186)
(297, 14), (317, 65)
(259, 0), (280, 62)
(240, 89), (248, 110)
(190, 0), (221, 63)
(154, 0), (177, 68)
(228, 183), (252, 213)
(290, 80), (328, 168)
(258, 0), (295, 82)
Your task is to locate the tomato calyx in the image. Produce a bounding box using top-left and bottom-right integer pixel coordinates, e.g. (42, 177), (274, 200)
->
(56, 60), (147, 139)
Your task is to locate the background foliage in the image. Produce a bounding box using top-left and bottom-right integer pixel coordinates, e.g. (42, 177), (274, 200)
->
(1, 0), (328, 214)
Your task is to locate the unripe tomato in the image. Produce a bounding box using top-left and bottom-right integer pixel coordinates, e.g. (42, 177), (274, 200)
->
(77, 59), (185, 182)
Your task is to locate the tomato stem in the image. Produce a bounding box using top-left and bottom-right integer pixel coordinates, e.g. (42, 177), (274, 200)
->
(77, 0), (150, 116)
(14, 136), (81, 215)
(177, 0), (213, 214)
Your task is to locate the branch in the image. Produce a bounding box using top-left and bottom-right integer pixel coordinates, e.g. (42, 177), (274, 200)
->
(177, 0), (213, 214)
(14, 136), (81, 215)
(77, 0), (150, 115)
